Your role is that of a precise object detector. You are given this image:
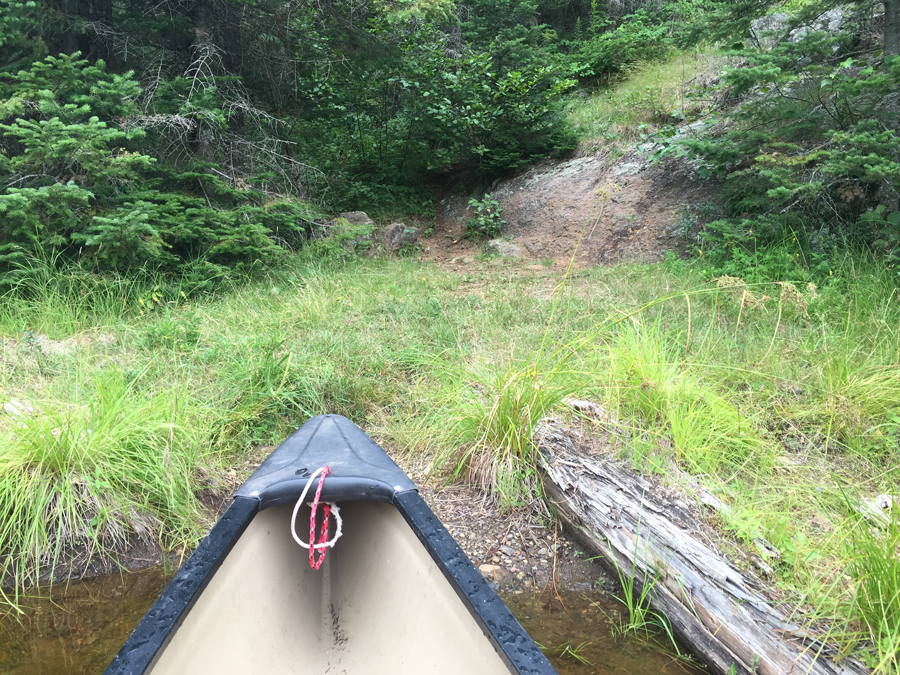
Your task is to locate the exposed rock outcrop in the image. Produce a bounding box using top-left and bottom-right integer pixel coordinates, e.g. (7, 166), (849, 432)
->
(437, 151), (714, 265)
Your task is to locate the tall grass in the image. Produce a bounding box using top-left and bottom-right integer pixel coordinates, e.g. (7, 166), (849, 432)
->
(601, 521), (679, 653)
(0, 368), (212, 600)
(846, 503), (900, 674)
(428, 355), (585, 511)
(599, 321), (766, 477)
(568, 50), (731, 145)
(0, 253), (178, 335)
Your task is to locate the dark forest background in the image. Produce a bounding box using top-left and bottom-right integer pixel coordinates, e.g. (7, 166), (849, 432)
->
(1, 0), (898, 283)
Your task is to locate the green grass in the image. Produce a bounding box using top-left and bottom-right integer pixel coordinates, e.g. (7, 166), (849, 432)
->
(426, 354), (586, 511)
(550, 640), (593, 665)
(0, 367), (213, 603)
(567, 50), (731, 147)
(0, 248), (898, 670)
(598, 513), (679, 650)
(845, 500), (900, 673)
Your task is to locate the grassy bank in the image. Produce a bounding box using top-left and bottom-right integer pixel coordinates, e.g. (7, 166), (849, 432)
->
(567, 49), (730, 150)
(1, 250), (898, 668)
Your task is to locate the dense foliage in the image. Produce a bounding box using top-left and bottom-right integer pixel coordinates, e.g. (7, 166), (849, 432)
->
(0, 0), (587, 276)
(0, 55), (316, 282)
(1, 0), (898, 279)
(658, 0), (900, 279)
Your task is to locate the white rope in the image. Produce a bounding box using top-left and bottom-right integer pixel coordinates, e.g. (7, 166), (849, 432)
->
(290, 466), (343, 550)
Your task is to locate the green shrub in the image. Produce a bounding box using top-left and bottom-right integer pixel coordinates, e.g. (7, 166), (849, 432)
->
(665, 27), (900, 276)
(464, 194), (506, 239)
(566, 9), (672, 82)
(294, 20), (576, 213)
(0, 54), (320, 278)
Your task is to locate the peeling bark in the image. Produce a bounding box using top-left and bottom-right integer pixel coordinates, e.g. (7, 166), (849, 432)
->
(537, 423), (868, 675)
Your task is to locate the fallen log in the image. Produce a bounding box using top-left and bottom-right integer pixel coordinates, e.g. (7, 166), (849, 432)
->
(537, 420), (868, 675)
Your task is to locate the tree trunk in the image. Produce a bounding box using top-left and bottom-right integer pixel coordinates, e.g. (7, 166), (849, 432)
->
(536, 419), (869, 675)
(886, 0), (900, 55)
(220, 0), (244, 75)
(190, 0), (216, 163)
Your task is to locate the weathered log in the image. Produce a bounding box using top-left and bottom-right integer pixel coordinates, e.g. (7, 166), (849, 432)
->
(537, 421), (868, 675)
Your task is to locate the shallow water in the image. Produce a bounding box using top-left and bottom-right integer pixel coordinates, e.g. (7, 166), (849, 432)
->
(0, 568), (172, 675)
(0, 570), (703, 674)
(500, 589), (704, 675)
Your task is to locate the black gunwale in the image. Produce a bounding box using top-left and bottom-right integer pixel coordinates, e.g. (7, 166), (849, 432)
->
(394, 490), (556, 675)
(103, 497), (259, 674)
(104, 415), (557, 675)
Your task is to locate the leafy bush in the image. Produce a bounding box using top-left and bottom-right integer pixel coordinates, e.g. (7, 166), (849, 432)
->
(294, 21), (576, 214)
(464, 194), (507, 239)
(566, 8), (673, 82)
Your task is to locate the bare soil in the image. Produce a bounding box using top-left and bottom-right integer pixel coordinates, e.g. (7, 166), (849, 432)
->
(418, 481), (611, 594)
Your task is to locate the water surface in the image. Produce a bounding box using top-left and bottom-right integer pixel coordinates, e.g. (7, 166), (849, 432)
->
(0, 568), (171, 674)
(1, 570), (703, 674)
(501, 588), (704, 675)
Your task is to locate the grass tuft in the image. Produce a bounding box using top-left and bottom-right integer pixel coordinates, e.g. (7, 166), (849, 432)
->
(430, 355), (583, 512)
(600, 321), (767, 477)
(0, 368), (210, 599)
(846, 501), (900, 674)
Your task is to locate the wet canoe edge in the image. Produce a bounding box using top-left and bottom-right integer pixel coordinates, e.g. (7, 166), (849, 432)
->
(103, 414), (557, 675)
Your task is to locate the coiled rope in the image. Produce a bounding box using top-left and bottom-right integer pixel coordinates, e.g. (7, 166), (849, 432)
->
(290, 466), (343, 569)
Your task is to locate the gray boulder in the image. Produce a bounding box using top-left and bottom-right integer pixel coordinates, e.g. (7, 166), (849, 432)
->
(750, 13), (790, 48)
(330, 216), (373, 251)
(751, 8), (849, 49)
(485, 239), (524, 259)
(339, 211), (375, 226)
(382, 223), (422, 252)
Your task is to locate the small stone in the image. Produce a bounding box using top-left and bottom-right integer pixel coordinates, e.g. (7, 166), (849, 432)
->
(485, 239), (523, 259)
(500, 545), (515, 556)
(3, 400), (33, 419)
(478, 564), (509, 582)
(382, 222), (421, 252)
(339, 211), (375, 226)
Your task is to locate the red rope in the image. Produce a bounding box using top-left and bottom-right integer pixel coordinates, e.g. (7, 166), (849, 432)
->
(308, 465), (331, 570)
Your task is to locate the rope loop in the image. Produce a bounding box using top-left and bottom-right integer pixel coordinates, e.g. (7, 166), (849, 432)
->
(290, 466), (343, 569)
